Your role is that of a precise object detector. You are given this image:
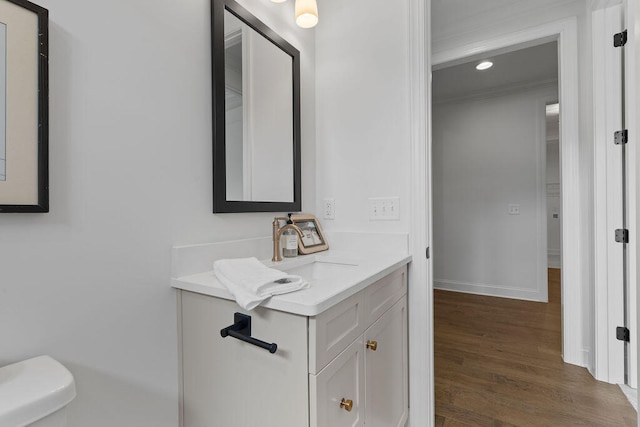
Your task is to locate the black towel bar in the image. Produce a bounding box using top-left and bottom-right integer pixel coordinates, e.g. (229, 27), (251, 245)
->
(220, 312), (278, 354)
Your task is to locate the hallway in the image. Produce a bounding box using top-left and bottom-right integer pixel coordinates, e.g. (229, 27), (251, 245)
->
(434, 269), (636, 425)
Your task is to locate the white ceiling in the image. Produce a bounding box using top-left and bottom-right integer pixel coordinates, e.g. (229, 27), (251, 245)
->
(432, 41), (558, 103)
(432, 0), (520, 38)
(431, 0), (566, 44)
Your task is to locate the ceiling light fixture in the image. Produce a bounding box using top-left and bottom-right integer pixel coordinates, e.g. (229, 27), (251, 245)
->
(476, 61), (493, 71)
(272, 0), (318, 29)
(295, 0), (319, 28)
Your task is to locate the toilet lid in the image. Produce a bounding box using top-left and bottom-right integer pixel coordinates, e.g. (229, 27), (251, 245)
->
(0, 355), (76, 426)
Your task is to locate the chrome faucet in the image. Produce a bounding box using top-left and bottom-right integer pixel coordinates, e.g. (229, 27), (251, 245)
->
(272, 216), (304, 262)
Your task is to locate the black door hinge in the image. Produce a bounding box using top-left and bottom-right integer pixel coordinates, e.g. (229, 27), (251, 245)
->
(614, 30), (628, 47)
(617, 326), (630, 342)
(615, 229), (629, 243)
(426, 247), (430, 259)
(615, 129), (628, 145)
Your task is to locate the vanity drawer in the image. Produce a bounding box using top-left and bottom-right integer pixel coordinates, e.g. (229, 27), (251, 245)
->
(309, 267), (407, 375)
(309, 291), (365, 374)
(364, 266), (407, 326)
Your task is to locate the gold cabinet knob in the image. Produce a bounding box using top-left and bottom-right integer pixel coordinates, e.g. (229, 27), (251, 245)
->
(340, 398), (353, 412)
(366, 340), (378, 351)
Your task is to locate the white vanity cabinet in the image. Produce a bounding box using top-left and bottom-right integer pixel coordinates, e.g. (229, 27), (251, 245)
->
(310, 296), (408, 427)
(179, 265), (408, 427)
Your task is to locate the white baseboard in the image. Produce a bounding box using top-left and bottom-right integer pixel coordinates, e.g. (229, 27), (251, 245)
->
(581, 348), (590, 369)
(548, 250), (561, 269)
(619, 384), (638, 412)
(434, 279), (547, 302)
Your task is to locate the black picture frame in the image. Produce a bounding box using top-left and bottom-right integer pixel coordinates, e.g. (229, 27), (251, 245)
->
(211, 0), (301, 213)
(0, 0), (48, 213)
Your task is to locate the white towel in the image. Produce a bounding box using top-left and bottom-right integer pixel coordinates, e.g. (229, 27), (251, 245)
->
(213, 257), (310, 310)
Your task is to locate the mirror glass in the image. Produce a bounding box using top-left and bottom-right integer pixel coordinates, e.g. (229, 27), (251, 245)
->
(0, 23), (6, 182)
(213, 0), (301, 213)
(224, 11), (294, 202)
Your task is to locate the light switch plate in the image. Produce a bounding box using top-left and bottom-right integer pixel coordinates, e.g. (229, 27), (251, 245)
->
(369, 197), (400, 220)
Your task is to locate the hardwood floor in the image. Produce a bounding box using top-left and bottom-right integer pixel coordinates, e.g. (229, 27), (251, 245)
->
(434, 269), (637, 426)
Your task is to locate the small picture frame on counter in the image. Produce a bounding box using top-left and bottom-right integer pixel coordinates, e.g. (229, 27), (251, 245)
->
(290, 214), (329, 255)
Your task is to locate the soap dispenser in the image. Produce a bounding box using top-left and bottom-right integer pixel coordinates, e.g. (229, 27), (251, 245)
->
(282, 213), (299, 258)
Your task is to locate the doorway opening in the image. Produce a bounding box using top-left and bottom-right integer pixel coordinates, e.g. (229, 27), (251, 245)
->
(432, 41), (557, 304)
(432, 22), (635, 423)
(431, 15), (584, 370)
(546, 102), (561, 272)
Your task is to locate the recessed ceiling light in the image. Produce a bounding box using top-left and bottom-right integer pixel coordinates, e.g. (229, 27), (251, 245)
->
(476, 61), (493, 71)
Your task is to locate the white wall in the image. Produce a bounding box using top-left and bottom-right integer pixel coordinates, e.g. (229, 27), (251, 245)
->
(315, 0), (411, 233)
(432, 0), (595, 368)
(433, 85), (556, 301)
(315, 3), (432, 422)
(0, 1), (315, 426)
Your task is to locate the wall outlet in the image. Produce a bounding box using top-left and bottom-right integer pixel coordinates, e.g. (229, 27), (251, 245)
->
(369, 197), (400, 220)
(323, 198), (335, 219)
(508, 204), (520, 215)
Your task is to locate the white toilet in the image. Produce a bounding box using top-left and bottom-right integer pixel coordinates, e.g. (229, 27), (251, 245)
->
(0, 355), (76, 427)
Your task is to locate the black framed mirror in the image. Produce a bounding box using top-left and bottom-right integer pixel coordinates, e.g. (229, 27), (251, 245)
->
(212, 0), (301, 213)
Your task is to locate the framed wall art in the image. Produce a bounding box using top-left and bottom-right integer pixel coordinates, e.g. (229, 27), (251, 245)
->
(0, 0), (48, 212)
(290, 214), (329, 255)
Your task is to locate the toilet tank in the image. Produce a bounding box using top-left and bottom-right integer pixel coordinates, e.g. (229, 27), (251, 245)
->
(0, 356), (76, 427)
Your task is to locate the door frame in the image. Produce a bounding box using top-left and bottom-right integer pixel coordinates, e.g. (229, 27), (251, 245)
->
(629, 0), (640, 395)
(623, 0), (640, 390)
(430, 18), (584, 367)
(408, 0), (433, 424)
(592, 3), (628, 385)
